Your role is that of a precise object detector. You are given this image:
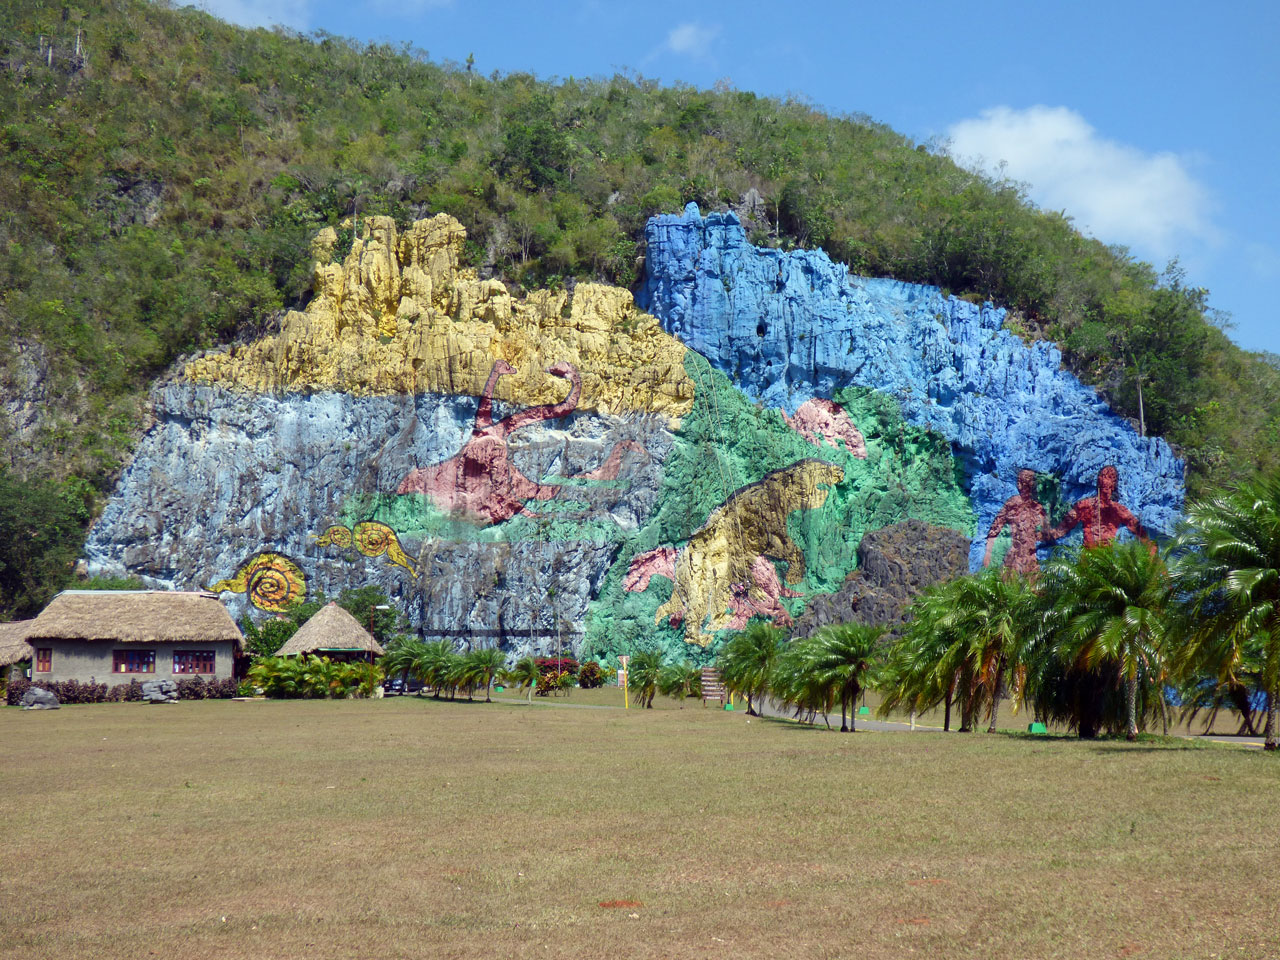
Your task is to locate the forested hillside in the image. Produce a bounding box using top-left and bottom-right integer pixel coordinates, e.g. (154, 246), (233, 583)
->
(1, 0), (1276, 617)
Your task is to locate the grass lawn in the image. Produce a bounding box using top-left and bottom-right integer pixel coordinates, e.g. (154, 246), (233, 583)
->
(1, 692), (1276, 959)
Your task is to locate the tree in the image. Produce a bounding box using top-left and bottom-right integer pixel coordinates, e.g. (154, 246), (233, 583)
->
(501, 656), (540, 703)
(0, 468), (86, 619)
(336, 586), (404, 645)
(879, 585), (969, 729)
(882, 569), (1037, 733)
(807, 623), (884, 732)
(1039, 541), (1171, 741)
(718, 621), (787, 716)
(466, 647), (505, 702)
(772, 638), (836, 727)
(657, 660), (701, 704)
(240, 616), (299, 659)
(378, 635), (423, 688)
(409, 640), (458, 697)
(627, 650), (663, 708)
(1170, 476), (1280, 749)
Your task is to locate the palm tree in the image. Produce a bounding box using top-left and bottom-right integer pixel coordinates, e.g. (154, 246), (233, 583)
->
(466, 648), (506, 702)
(879, 586), (968, 729)
(809, 623), (884, 732)
(627, 650), (664, 708)
(771, 637), (835, 726)
(881, 569), (1037, 733)
(718, 620), (787, 716)
(410, 640), (456, 697)
(1170, 476), (1280, 749)
(379, 636), (423, 690)
(657, 660), (702, 704)
(502, 656), (540, 703)
(1040, 540), (1170, 741)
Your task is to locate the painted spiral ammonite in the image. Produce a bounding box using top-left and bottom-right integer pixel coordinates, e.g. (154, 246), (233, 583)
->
(207, 552), (307, 612)
(352, 521), (416, 575)
(313, 525), (353, 548)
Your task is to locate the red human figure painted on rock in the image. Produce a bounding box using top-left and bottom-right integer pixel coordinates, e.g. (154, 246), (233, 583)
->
(1050, 465), (1154, 554)
(983, 468), (1050, 575)
(396, 360), (582, 525)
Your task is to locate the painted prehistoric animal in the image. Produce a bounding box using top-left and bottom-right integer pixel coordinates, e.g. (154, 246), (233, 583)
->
(625, 459), (845, 646)
(782, 398), (867, 458)
(396, 359), (648, 526)
(314, 525), (353, 549)
(315, 522), (416, 575)
(208, 552), (307, 612)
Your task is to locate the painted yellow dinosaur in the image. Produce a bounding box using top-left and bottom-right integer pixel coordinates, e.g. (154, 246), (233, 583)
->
(626, 459), (844, 646)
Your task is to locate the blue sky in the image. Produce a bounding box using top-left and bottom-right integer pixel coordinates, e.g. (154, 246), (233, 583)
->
(199, 0), (1280, 355)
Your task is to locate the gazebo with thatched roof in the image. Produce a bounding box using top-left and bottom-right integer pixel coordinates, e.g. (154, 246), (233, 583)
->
(24, 590), (243, 685)
(0, 620), (33, 680)
(274, 602), (384, 662)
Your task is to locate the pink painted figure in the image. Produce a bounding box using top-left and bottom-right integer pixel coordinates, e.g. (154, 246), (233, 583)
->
(624, 547), (677, 593)
(1049, 465), (1154, 554)
(782, 398), (867, 458)
(397, 360), (581, 525)
(723, 555), (802, 630)
(983, 468), (1050, 575)
(625, 550), (799, 631)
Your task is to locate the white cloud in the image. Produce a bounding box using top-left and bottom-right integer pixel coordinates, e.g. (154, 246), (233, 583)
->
(663, 22), (719, 59)
(197, 0), (311, 30)
(945, 105), (1215, 262)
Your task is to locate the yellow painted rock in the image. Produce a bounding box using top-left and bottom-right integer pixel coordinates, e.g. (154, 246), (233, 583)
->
(185, 215), (695, 424)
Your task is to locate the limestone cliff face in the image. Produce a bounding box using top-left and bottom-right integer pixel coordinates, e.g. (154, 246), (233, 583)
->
(85, 209), (1185, 663)
(638, 204), (1184, 570)
(186, 214), (694, 423)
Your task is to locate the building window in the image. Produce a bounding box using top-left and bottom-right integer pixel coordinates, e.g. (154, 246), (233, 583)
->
(173, 650), (216, 675)
(113, 649), (155, 674)
(35, 648), (52, 673)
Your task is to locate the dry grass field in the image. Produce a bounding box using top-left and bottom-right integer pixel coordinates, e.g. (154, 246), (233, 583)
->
(1, 692), (1276, 959)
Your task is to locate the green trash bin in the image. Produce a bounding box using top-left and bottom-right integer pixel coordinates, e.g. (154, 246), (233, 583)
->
(1028, 722), (1048, 734)
(857, 705), (870, 716)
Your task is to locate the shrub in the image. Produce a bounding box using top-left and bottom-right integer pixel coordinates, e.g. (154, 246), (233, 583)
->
(5, 676), (237, 705)
(535, 656), (578, 678)
(578, 660), (605, 688)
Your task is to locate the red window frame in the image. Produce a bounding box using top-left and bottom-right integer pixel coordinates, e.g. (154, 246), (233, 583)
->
(113, 649), (155, 674)
(173, 650), (216, 675)
(35, 648), (52, 673)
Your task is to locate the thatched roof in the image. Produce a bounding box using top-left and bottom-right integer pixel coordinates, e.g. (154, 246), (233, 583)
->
(0, 620), (33, 667)
(27, 591), (243, 648)
(275, 602), (384, 657)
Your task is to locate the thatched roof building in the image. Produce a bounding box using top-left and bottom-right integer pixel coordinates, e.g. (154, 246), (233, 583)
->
(274, 602), (384, 658)
(27, 591), (243, 647)
(0, 620), (33, 667)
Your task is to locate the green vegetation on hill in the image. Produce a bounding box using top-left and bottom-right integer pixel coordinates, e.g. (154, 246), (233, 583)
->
(1, 0), (1277, 615)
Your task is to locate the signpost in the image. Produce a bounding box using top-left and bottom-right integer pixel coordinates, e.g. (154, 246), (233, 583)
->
(618, 655), (630, 709)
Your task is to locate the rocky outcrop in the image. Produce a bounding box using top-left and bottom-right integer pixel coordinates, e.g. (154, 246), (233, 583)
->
(638, 204), (1184, 569)
(793, 520), (971, 636)
(84, 209), (1186, 663)
(186, 215), (694, 423)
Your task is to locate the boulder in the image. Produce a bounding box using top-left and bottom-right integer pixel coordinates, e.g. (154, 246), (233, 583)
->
(21, 686), (59, 710)
(141, 678), (179, 703)
(793, 520), (971, 637)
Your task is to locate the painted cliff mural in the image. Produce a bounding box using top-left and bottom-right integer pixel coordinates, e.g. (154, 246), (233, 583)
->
(83, 208), (1184, 663)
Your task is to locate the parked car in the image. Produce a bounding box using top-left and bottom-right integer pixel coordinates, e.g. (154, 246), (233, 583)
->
(383, 674), (425, 696)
